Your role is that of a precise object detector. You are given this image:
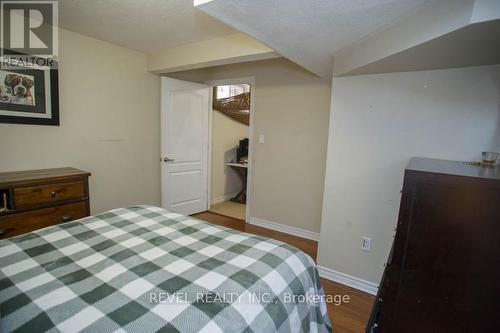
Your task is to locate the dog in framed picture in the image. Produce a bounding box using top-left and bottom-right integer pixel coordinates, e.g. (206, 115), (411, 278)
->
(0, 74), (34, 105)
(0, 85), (11, 103)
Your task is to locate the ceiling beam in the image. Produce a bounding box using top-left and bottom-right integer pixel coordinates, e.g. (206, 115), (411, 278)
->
(194, 0), (215, 5)
(147, 33), (279, 74)
(333, 0), (500, 76)
(332, 0), (476, 76)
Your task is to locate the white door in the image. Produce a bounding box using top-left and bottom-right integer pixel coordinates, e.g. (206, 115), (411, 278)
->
(161, 77), (210, 215)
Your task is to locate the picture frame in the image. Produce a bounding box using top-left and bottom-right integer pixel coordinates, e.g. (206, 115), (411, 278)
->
(0, 51), (59, 126)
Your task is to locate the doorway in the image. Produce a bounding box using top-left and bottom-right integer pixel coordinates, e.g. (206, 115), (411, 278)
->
(160, 76), (254, 221)
(207, 78), (254, 221)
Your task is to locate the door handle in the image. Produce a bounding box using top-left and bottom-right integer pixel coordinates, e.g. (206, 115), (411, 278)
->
(162, 157), (175, 162)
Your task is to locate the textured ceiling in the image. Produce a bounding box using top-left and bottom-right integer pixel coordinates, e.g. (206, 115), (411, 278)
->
(197, 0), (431, 76)
(58, 0), (237, 52)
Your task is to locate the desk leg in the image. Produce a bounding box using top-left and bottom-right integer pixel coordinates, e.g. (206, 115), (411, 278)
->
(231, 168), (247, 204)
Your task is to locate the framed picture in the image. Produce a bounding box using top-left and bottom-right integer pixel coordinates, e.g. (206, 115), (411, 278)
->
(0, 52), (59, 126)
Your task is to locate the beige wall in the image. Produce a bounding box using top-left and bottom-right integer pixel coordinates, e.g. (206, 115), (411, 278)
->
(0, 29), (161, 214)
(211, 110), (248, 203)
(318, 64), (500, 284)
(168, 58), (332, 233)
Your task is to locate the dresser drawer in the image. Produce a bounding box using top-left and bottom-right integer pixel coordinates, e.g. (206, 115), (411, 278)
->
(14, 180), (85, 208)
(0, 202), (88, 239)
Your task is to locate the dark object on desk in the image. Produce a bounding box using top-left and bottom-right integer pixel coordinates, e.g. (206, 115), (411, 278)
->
(236, 138), (249, 163)
(0, 168), (91, 239)
(227, 163), (247, 204)
(366, 157), (500, 333)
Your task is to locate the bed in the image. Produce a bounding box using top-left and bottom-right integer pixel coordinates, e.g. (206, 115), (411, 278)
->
(0, 206), (332, 332)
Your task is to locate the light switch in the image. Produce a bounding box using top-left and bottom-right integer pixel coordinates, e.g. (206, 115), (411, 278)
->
(259, 134), (265, 144)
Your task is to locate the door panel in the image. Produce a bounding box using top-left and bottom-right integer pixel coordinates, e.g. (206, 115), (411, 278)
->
(171, 92), (204, 162)
(161, 77), (209, 215)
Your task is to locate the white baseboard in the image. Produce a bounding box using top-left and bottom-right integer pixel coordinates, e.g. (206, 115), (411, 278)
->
(317, 265), (379, 295)
(248, 217), (320, 241)
(210, 194), (237, 205)
(248, 216), (378, 295)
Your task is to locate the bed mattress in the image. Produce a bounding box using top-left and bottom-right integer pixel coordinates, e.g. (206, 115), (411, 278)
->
(0, 206), (332, 332)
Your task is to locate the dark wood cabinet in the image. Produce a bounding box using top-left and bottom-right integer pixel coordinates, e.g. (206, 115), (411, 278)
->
(0, 168), (91, 239)
(367, 157), (500, 333)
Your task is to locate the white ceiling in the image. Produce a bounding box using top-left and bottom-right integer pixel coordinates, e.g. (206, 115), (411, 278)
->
(197, 0), (431, 76)
(58, 0), (237, 52)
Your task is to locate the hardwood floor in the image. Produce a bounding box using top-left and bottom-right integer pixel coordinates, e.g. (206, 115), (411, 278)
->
(192, 211), (375, 333)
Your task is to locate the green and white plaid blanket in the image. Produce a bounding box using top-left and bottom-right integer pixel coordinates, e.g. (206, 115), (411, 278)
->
(0, 206), (332, 333)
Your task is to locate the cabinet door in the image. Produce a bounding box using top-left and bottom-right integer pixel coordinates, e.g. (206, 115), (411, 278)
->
(389, 178), (500, 333)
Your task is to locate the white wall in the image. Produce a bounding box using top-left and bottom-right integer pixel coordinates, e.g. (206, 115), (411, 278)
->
(211, 110), (248, 203)
(318, 65), (500, 284)
(0, 29), (161, 214)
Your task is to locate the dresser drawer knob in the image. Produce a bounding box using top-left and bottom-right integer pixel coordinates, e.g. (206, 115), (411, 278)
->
(51, 191), (56, 198)
(0, 227), (14, 235)
(61, 215), (73, 222)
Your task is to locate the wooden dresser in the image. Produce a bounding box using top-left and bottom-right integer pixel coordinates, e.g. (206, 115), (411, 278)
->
(0, 168), (91, 239)
(366, 158), (500, 333)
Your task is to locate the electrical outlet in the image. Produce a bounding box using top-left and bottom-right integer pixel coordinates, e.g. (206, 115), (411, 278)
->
(362, 237), (372, 251)
(259, 134), (265, 143)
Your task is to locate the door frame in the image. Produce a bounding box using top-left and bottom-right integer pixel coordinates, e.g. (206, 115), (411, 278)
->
(205, 76), (255, 222)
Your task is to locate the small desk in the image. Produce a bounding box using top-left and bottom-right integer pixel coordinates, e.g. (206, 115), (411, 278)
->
(227, 162), (248, 204)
